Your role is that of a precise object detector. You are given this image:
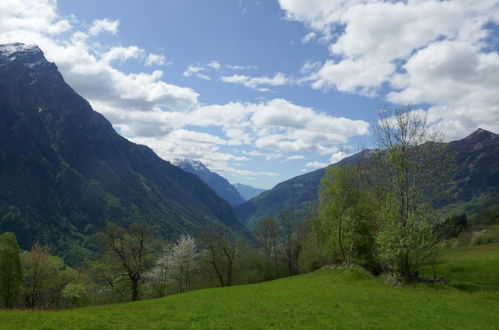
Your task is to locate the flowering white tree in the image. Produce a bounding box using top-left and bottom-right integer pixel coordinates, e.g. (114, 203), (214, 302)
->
(171, 234), (198, 292)
(148, 245), (174, 297)
(149, 234), (199, 295)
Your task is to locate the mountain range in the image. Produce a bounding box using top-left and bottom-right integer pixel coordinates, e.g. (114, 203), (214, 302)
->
(0, 43), (248, 250)
(171, 159), (246, 205)
(172, 159), (266, 204)
(235, 130), (499, 226)
(233, 183), (266, 201)
(1, 42), (498, 251)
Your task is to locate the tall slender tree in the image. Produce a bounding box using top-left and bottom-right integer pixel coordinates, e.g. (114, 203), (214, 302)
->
(372, 106), (449, 279)
(0, 232), (22, 308)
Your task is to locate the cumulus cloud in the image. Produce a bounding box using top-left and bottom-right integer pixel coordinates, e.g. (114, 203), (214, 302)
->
(280, 0), (499, 138)
(95, 97), (369, 176)
(208, 60), (221, 70)
(0, 0), (371, 183)
(145, 53), (166, 66)
(305, 161), (328, 169)
(0, 0), (198, 117)
(221, 72), (292, 91)
(183, 64), (212, 80)
(301, 31), (317, 44)
(330, 151), (352, 164)
(89, 18), (119, 36)
(101, 46), (145, 64)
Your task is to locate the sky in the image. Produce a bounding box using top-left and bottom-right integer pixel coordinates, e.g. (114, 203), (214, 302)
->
(1, 0), (499, 189)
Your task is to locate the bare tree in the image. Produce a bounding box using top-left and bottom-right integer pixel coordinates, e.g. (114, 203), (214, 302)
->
(201, 227), (243, 287)
(278, 211), (302, 275)
(21, 243), (59, 307)
(253, 217), (280, 277)
(101, 222), (155, 301)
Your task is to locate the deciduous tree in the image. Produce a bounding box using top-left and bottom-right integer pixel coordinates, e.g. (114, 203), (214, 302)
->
(0, 232), (22, 308)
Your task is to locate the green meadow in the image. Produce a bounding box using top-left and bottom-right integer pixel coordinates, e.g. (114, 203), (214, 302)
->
(1, 244), (498, 329)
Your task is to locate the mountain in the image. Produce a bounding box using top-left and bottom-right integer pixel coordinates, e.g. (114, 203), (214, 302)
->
(235, 132), (499, 226)
(171, 159), (245, 205)
(0, 43), (248, 250)
(234, 183), (266, 201)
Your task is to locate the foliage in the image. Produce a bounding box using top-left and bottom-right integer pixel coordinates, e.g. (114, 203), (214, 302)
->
(61, 283), (87, 307)
(319, 165), (377, 269)
(100, 222), (156, 301)
(0, 232), (22, 308)
(370, 106), (449, 279)
(200, 226), (244, 287)
(1, 266), (498, 329)
(434, 214), (468, 240)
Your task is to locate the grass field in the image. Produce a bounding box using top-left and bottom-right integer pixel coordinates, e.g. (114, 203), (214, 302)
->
(1, 245), (498, 329)
(421, 243), (499, 293)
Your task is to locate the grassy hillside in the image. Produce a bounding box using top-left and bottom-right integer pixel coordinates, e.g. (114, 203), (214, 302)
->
(422, 243), (499, 293)
(2, 244), (498, 329)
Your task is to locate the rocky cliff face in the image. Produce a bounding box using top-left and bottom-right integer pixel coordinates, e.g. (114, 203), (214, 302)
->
(0, 43), (248, 249)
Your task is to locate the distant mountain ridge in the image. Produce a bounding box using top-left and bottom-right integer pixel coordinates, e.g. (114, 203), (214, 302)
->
(234, 183), (266, 201)
(235, 131), (499, 226)
(171, 159), (245, 205)
(0, 43), (248, 249)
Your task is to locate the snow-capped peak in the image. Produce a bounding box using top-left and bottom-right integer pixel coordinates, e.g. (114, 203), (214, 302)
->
(171, 158), (208, 172)
(0, 43), (40, 56)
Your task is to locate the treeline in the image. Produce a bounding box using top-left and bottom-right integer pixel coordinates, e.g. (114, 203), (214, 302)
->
(0, 217), (315, 309)
(0, 106), (474, 309)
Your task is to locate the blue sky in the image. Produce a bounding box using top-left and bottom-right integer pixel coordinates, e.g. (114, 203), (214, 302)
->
(1, 0), (499, 189)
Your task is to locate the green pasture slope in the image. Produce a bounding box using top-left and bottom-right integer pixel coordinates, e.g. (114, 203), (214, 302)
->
(2, 245), (498, 329)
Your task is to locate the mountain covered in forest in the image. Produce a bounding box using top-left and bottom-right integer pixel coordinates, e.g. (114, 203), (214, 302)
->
(235, 130), (499, 226)
(171, 159), (246, 205)
(0, 43), (248, 250)
(234, 183), (266, 201)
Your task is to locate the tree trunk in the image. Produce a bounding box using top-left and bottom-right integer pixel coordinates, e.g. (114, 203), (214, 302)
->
(131, 277), (139, 301)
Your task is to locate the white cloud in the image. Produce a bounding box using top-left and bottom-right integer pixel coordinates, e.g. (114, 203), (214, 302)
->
(227, 64), (258, 70)
(208, 60), (221, 69)
(183, 64), (212, 80)
(101, 46), (145, 64)
(145, 53), (166, 66)
(300, 60), (321, 74)
(0, 0), (71, 36)
(302, 31), (317, 44)
(330, 151), (351, 164)
(286, 155), (305, 160)
(305, 161), (328, 169)
(0, 1), (199, 118)
(183, 64), (204, 77)
(279, 0), (499, 138)
(88, 18), (119, 36)
(221, 72), (292, 91)
(310, 58), (394, 94)
(0, 0), (372, 183)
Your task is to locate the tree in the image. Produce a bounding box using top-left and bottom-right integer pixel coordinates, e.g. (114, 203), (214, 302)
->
(148, 244), (174, 297)
(171, 234), (198, 292)
(253, 217), (280, 278)
(371, 106), (449, 279)
(319, 165), (376, 268)
(0, 232), (22, 308)
(201, 227), (243, 287)
(101, 222), (155, 301)
(21, 243), (61, 308)
(278, 211), (303, 275)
